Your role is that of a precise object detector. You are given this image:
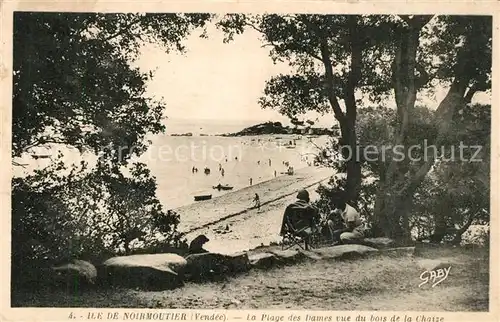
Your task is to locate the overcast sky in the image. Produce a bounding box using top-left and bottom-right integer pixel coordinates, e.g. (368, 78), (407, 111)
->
(134, 21), (491, 126)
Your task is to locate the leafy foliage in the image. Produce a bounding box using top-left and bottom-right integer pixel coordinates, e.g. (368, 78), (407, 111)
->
(218, 14), (395, 119)
(12, 12), (211, 281)
(410, 104), (490, 243)
(218, 13), (491, 241)
(12, 159), (185, 269)
(13, 12), (211, 160)
(313, 103), (490, 243)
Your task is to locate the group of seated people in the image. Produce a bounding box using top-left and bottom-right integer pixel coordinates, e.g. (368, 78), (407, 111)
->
(279, 189), (366, 249)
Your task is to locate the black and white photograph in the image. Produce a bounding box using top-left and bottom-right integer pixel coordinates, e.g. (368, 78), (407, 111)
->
(4, 2), (496, 318)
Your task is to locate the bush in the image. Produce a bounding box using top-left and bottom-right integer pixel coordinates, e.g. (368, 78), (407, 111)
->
(11, 158), (185, 287)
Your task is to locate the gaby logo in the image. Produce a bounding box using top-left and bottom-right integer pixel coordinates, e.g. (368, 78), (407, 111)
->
(418, 266), (451, 288)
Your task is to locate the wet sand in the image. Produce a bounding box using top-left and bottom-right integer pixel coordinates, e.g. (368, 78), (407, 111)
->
(179, 166), (333, 254)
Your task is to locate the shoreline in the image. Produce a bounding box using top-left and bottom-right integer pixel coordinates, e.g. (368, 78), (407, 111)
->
(176, 166), (333, 233)
(184, 180), (326, 255)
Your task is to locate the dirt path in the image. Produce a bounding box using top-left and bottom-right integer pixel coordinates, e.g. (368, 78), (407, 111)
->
(13, 247), (489, 311)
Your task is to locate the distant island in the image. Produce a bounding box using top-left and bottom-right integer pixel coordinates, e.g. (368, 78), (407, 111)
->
(220, 121), (333, 137)
(170, 132), (193, 137)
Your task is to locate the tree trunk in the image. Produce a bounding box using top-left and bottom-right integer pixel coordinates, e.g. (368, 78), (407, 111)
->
(371, 17), (424, 241)
(319, 19), (362, 204)
(372, 181), (413, 241)
(430, 213), (448, 244)
(372, 16), (484, 243)
(376, 85), (468, 241)
(451, 211), (477, 246)
(340, 125), (361, 204)
(343, 16), (362, 204)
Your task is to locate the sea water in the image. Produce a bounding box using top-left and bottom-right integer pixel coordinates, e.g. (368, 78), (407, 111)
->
(14, 118), (331, 210)
(139, 133), (329, 209)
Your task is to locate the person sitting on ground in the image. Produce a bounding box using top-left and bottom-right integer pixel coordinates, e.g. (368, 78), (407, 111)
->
(328, 193), (366, 245)
(188, 234), (210, 255)
(279, 189), (320, 250)
(324, 208), (345, 243)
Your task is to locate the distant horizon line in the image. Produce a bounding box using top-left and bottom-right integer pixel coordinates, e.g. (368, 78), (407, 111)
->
(163, 116), (291, 123)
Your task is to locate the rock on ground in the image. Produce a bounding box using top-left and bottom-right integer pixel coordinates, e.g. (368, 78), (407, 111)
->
(51, 259), (97, 288)
(249, 253), (279, 269)
(299, 250), (323, 261)
(101, 253), (187, 290)
(313, 244), (379, 260)
(269, 249), (306, 265)
(362, 237), (395, 248)
(225, 252), (251, 273)
(185, 253), (238, 281)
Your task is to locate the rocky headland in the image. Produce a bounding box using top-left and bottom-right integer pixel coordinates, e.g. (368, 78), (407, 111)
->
(220, 121), (333, 137)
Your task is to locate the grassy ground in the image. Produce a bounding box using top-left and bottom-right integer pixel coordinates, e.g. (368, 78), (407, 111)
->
(12, 245), (489, 311)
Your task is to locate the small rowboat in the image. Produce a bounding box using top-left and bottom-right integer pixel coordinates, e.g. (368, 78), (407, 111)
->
(194, 194), (212, 201)
(212, 184), (234, 191)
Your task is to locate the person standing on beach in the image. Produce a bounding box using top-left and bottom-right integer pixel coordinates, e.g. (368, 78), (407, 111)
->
(274, 170), (277, 177)
(253, 193), (261, 210)
(269, 159), (272, 166)
(221, 168), (225, 177)
(250, 178), (253, 185)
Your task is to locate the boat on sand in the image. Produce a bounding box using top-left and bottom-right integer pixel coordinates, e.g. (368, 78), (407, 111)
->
(194, 194), (212, 201)
(212, 184), (234, 191)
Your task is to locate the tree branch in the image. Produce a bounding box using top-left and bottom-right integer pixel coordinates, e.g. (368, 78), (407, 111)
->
(319, 38), (345, 123)
(22, 136), (70, 154)
(243, 21), (264, 34)
(464, 84), (478, 104)
(399, 15), (434, 29)
(344, 15), (362, 124)
(415, 63), (430, 88)
(103, 17), (143, 42)
(451, 209), (478, 245)
(12, 161), (28, 168)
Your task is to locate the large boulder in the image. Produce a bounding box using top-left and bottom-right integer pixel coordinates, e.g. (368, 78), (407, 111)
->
(100, 253), (187, 290)
(298, 250), (323, 261)
(185, 252), (251, 282)
(52, 259), (97, 288)
(313, 244), (379, 260)
(225, 252), (251, 273)
(362, 237), (395, 249)
(185, 252), (232, 281)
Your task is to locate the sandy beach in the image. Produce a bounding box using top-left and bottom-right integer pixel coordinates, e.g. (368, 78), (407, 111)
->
(179, 166), (334, 254)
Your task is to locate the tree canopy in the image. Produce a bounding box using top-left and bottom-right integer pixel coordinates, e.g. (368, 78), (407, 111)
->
(12, 12), (212, 283)
(13, 12), (211, 161)
(217, 14), (491, 242)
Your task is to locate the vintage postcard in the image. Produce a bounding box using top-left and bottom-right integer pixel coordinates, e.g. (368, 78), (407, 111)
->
(0, 1), (498, 322)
